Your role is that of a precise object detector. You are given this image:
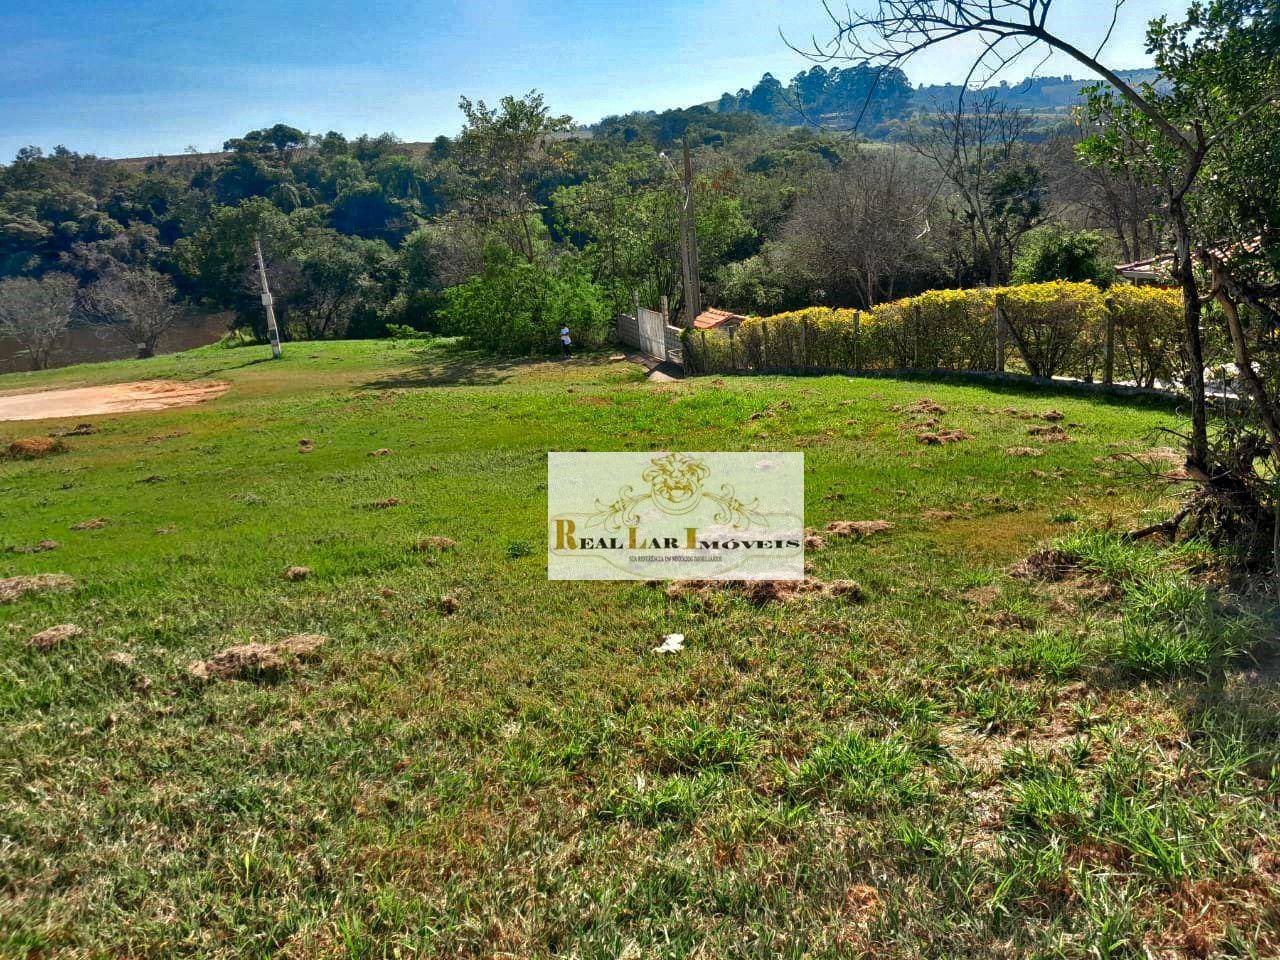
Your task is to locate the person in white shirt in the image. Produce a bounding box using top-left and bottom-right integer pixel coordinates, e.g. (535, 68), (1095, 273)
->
(559, 325), (572, 357)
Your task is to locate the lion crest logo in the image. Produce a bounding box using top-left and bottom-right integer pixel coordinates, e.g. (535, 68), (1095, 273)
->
(642, 452), (710, 514)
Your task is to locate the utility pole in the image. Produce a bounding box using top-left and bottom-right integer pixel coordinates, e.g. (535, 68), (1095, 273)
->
(254, 236), (282, 359)
(679, 138), (701, 325)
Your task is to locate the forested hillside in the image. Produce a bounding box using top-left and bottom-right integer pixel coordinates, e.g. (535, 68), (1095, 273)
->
(0, 64), (1166, 368)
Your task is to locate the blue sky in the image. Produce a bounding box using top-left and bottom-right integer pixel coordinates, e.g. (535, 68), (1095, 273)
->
(2, 0), (1184, 160)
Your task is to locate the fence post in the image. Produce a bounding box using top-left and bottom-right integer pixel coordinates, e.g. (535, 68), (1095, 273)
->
(660, 295), (669, 327)
(994, 301), (1006, 373)
(913, 305), (920, 368)
(700, 330), (708, 375)
(800, 316), (808, 372)
(633, 290), (641, 322)
(1103, 301), (1116, 385)
(761, 320), (769, 372)
(728, 326), (737, 372)
(853, 311), (861, 373)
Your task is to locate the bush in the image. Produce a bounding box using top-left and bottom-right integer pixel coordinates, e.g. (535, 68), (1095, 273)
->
(440, 247), (611, 355)
(998, 281), (1107, 379)
(685, 280), (1180, 384)
(871, 287), (996, 370)
(1012, 227), (1111, 286)
(1106, 284), (1184, 387)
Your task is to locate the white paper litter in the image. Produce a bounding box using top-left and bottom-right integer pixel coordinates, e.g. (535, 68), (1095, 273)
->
(653, 633), (685, 654)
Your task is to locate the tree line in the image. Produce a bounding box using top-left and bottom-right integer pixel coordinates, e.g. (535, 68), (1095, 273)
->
(0, 66), (1164, 368)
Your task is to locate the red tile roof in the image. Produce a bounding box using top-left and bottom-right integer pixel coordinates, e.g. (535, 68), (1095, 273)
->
(693, 308), (749, 329)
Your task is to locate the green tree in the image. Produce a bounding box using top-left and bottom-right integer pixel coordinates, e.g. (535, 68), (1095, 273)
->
(440, 245), (609, 354)
(454, 91), (573, 261)
(1012, 227), (1111, 286)
(552, 153), (752, 317)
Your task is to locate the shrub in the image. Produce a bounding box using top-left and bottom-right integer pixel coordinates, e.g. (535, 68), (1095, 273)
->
(440, 247), (611, 355)
(1012, 226), (1111, 286)
(683, 280), (1185, 384)
(998, 281), (1107, 378)
(872, 287), (996, 370)
(1106, 284), (1184, 387)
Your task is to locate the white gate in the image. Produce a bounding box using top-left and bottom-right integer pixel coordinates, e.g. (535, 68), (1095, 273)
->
(637, 307), (667, 361)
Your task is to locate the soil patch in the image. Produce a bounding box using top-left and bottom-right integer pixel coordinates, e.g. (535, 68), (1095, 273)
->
(0, 380), (228, 421)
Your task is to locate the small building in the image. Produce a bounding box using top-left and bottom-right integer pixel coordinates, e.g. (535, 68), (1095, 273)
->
(1115, 238), (1265, 286)
(693, 308), (749, 331)
(1115, 254), (1175, 286)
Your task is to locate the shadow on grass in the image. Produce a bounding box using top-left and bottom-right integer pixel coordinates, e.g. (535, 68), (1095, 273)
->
(709, 367), (1184, 414)
(361, 342), (625, 389)
(362, 345), (529, 388)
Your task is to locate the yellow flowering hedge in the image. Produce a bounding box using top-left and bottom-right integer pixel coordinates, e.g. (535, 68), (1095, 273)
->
(683, 281), (1185, 384)
(1105, 284), (1185, 387)
(997, 281), (1107, 379)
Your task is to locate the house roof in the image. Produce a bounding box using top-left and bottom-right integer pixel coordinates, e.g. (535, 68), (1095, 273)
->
(1115, 237), (1266, 283)
(693, 308), (749, 329)
(1115, 254), (1175, 283)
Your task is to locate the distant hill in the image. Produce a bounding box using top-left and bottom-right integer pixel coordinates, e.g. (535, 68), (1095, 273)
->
(112, 66), (1163, 167)
(112, 128), (593, 169)
(911, 68), (1164, 114)
(708, 65), (1166, 135)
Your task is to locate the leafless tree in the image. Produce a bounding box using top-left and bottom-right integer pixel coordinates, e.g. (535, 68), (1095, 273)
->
(807, 0), (1213, 474)
(82, 269), (185, 358)
(907, 93), (1047, 285)
(785, 147), (938, 306)
(0, 273), (77, 370)
(1042, 127), (1163, 263)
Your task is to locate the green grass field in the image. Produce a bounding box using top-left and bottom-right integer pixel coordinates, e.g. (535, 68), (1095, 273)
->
(2, 340), (1278, 959)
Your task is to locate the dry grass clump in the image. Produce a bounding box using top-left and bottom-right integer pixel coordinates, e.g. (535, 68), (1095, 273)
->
(916, 429), (971, 445)
(1009, 548), (1082, 582)
(413, 536), (456, 552)
(28, 623), (84, 650)
(666, 576), (863, 604)
(896, 398), (948, 416)
(1028, 425), (1072, 442)
(8, 539), (59, 554)
(188, 634), (326, 681)
(0, 573), (76, 603)
(825, 520), (894, 538)
(6, 436), (66, 459)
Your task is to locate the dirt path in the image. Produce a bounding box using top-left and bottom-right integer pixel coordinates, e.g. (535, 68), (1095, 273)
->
(0, 380), (229, 421)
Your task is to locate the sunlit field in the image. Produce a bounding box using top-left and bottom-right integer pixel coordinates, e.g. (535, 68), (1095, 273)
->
(3, 341), (1277, 958)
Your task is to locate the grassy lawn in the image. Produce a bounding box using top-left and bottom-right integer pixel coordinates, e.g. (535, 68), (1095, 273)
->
(2, 340), (1277, 958)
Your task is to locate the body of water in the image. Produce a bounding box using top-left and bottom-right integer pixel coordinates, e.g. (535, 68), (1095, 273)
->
(0, 314), (233, 373)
